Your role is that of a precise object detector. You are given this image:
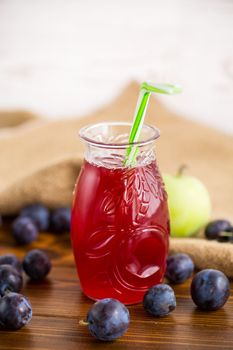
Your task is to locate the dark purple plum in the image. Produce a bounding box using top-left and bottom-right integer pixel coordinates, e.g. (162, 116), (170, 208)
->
(204, 220), (232, 240)
(0, 265), (23, 296)
(166, 253), (194, 284)
(191, 269), (230, 311)
(50, 207), (71, 233)
(143, 284), (176, 317)
(87, 298), (130, 341)
(0, 292), (32, 330)
(20, 203), (50, 231)
(11, 217), (38, 245)
(0, 254), (22, 273)
(23, 249), (51, 280)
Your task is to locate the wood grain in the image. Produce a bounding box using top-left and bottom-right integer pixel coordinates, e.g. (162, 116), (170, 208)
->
(0, 221), (233, 350)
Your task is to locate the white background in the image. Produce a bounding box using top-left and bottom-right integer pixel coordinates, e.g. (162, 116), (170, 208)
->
(0, 0), (232, 134)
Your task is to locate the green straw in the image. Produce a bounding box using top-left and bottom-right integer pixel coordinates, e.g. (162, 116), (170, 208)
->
(124, 82), (182, 166)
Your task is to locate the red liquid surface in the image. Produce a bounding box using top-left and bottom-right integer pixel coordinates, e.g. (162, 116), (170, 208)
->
(71, 159), (169, 304)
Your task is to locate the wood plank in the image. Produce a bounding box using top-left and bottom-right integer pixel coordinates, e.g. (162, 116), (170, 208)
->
(0, 223), (233, 350)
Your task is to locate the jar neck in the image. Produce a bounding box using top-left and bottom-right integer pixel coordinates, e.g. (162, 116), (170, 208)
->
(83, 142), (156, 169)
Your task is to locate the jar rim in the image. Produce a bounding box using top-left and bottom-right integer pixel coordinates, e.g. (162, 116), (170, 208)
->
(79, 122), (160, 149)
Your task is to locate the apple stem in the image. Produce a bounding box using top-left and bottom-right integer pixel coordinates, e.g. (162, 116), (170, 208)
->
(177, 164), (187, 177)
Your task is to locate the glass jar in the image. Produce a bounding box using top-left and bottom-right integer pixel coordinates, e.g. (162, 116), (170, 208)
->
(71, 122), (169, 304)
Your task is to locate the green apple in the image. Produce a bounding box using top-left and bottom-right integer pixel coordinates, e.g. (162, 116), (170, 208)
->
(163, 167), (211, 237)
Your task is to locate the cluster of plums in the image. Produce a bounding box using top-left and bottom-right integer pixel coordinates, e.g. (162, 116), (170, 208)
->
(0, 209), (231, 340)
(0, 249), (51, 330)
(83, 253), (230, 341)
(0, 203), (70, 330)
(11, 204), (71, 245)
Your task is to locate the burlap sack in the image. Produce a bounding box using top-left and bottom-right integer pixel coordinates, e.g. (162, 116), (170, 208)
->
(0, 82), (233, 275)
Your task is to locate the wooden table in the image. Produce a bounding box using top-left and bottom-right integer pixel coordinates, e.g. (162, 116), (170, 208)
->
(0, 221), (233, 350)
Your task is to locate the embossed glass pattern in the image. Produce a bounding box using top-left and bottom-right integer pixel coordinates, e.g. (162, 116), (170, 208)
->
(71, 122), (170, 304)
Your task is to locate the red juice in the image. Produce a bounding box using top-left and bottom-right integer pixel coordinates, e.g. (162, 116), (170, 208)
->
(71, 158), (169, 304)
